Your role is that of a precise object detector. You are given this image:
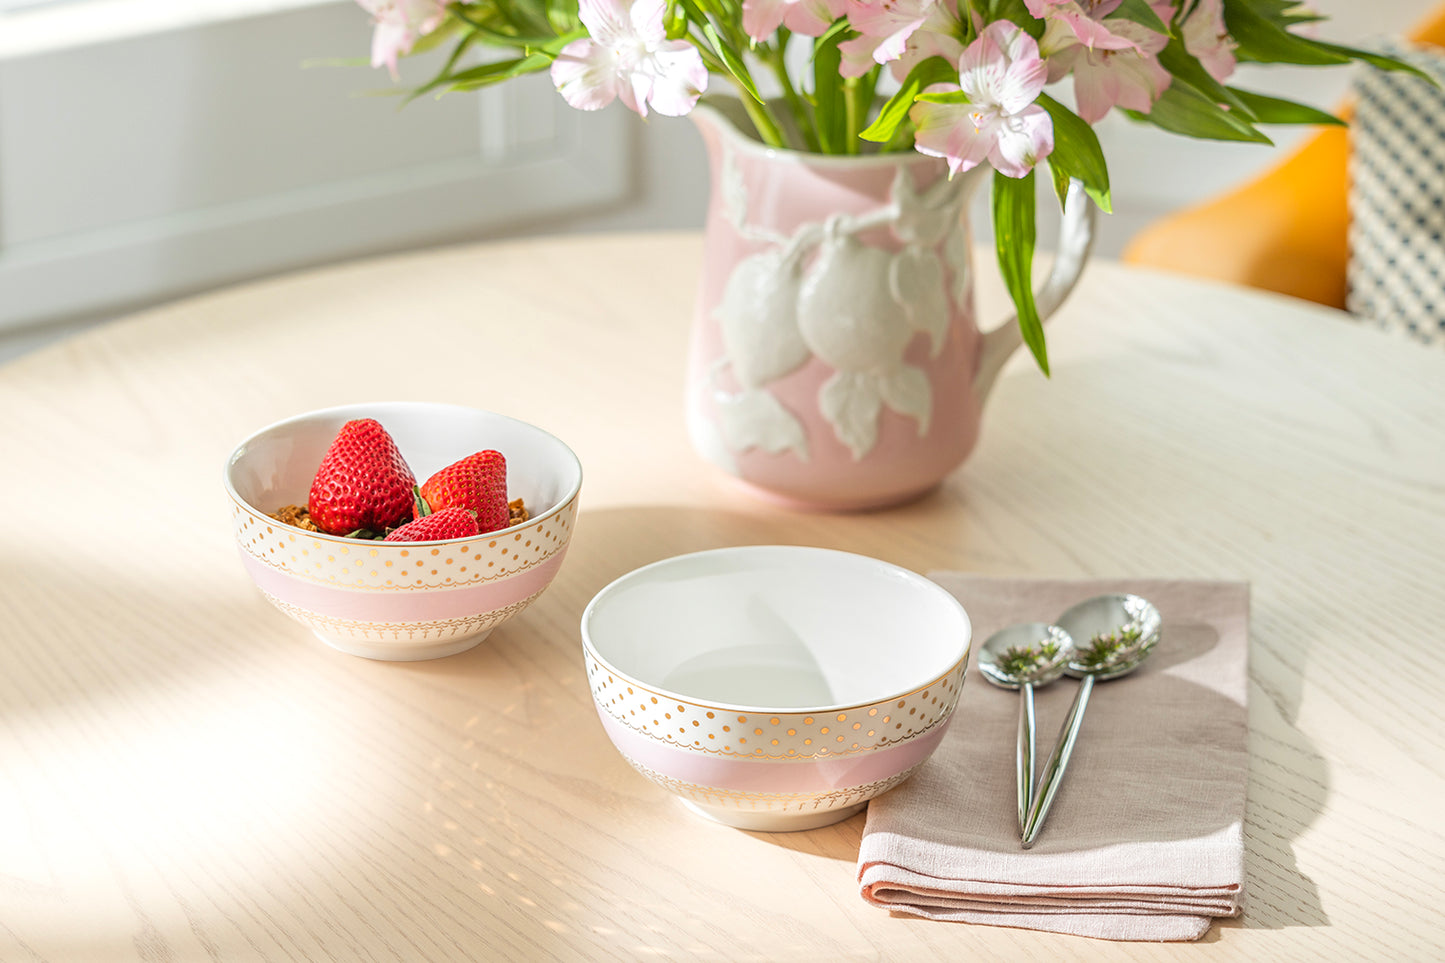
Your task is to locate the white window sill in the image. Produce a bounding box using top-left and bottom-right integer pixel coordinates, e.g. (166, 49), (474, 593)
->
(0, 0), (338, 59)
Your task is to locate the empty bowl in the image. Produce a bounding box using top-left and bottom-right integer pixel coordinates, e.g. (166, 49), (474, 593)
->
(581, 546), (972, 831)
(224, 401), (582, 661)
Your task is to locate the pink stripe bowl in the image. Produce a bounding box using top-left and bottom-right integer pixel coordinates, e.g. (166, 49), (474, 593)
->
(224, 402), (582, 661)
(581, 546), (972, 831)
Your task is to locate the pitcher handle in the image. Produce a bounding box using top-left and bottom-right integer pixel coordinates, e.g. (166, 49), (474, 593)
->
(974, 179), (1097, 403)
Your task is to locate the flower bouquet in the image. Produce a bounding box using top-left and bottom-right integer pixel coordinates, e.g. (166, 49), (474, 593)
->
(352, 0), (1419, 371)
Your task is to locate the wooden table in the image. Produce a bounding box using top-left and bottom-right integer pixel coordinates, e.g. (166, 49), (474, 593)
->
(1, 233), (1442, 961)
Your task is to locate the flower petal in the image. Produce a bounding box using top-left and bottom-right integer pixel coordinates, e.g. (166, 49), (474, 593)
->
(645, 41), (709, 115)
(576, 0), (634, 44)
(989, 103), (1053, 177)
(958, 21), (1046, 114)
(743, 0), (789, 40)
(910, 98), (995, 177)
(1181, 0), (1237, 82)
(782, 0), (847, 37)
(370, 21), (409, 80)
(620, 70), (653, 116)
(551, 38), (621, 111)
(847, 0), (933, 63)
(838, 34), (885, 77)
(629, 0), (669, 44)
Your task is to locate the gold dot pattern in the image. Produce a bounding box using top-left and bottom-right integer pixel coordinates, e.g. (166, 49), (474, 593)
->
(586, 655), (967, 760)
(231, 495), (577, 591)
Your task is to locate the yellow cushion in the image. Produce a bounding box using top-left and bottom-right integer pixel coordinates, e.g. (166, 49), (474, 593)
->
(1121, 4), (1445, 309)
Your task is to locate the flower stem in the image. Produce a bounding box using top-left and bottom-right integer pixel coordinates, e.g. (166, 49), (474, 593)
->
(740, 93), (789, 148)
(769, 37), (818, 151)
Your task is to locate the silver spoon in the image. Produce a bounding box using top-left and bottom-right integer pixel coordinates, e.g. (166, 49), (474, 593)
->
(978, 623), (1076, 834)
(1021, 594), (1162, 849)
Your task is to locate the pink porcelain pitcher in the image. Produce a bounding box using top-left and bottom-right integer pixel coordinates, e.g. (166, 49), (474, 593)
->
(685, 100), (1096, 511)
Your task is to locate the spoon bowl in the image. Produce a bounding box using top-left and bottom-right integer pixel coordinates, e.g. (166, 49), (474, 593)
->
(978, 622), (1075, 833)
(1056, 593), (1162, 681)
(978, 622), (1075, 689)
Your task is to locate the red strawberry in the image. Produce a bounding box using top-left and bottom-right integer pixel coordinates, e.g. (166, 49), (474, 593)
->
(307, 419), (417, 536)
(419, 450), (509, 534)
(383, 507), (480, 542)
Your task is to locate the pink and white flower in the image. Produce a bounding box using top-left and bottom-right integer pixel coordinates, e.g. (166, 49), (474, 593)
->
(550, 0), (708, 117)
(840, 0), (938, 75)
(743, 0), (848, 42)
(1025, 0), (1143, 51)
(909, 21), (1053, 178)
(1181, 0), (1237, 82)
(1043, 16), (1170, 122)
(886, 0), (968, 81)
(358, 0), (451, 80)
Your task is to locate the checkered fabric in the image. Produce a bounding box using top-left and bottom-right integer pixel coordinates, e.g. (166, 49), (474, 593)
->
(1348, 44), (1445, 348)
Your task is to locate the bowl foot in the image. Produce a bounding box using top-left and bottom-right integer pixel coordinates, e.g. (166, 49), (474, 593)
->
(681, 799), (866, 832)
(313, 628), (495, 662)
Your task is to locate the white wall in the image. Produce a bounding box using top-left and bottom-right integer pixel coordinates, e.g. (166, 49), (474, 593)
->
(0, 0), (1435, 362)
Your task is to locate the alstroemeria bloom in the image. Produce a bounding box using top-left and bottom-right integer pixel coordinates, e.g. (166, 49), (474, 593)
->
(1181, 0), (1237, 82)
(1025, 0), (1143, 51)
(550, 0), (708, 117)
(358, 0), (450, 80)
(840, 0), (938, 75)
(1044, 17), (1170, 122)
(909, 21), (1053, 178)
(886, 0), (967, 81)
(743, 0), (847, 42)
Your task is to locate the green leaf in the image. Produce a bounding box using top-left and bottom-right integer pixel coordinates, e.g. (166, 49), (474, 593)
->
(1223, 0), (1351, 66)
(859, 56), (956, 143)
(992, 170), (1048, 376)
(1225, 87), (1345, 126)
(1219, 0), (1433, 82)
(413, 488), (432, 518)
(497, 0), (556, 37)
(665, 0), (689, 40)
(1109, 0), (1170, 35)
(1311, 41), (1438, 84)
(1124, 79), (1272, 144)
(404, 32), (480, 103)
(810, 17), (853, 56)
(705, 23), (765, 104)
(1036, 92), (1111, 213)
(447, 52), (553, 91)
(1243, 0), (1329, 28)
(1157, 36), (1254, 118)
(813, 30), (846, 152)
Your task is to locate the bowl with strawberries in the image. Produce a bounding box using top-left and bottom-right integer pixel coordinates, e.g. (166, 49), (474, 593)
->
(224, 402), (582, 661)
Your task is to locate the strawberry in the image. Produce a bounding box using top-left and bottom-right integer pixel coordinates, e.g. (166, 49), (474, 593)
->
(419, 450), (509, 534)
(307, 419), (417, 536)
(383, 507), (480, 542)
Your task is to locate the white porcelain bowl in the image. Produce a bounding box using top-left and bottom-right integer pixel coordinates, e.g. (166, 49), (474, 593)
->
(225, 402), (582, 661)
(581, 546), (972, 831)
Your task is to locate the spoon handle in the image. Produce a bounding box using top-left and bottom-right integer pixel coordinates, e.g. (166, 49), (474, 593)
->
(1017, 682), (1036, 834)
(1022, 673), (1096, 849)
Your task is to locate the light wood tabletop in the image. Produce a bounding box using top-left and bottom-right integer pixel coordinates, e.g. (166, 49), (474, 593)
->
(1, 232), (1442, 961)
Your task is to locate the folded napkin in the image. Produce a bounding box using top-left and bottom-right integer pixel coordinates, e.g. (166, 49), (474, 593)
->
(858, 576), (1249, 942)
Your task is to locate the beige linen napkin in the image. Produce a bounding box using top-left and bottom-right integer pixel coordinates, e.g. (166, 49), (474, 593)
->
(858, 576), (1249, 942)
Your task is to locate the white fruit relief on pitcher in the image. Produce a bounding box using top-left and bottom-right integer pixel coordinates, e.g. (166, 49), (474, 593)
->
(706, 151), (972, 463)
